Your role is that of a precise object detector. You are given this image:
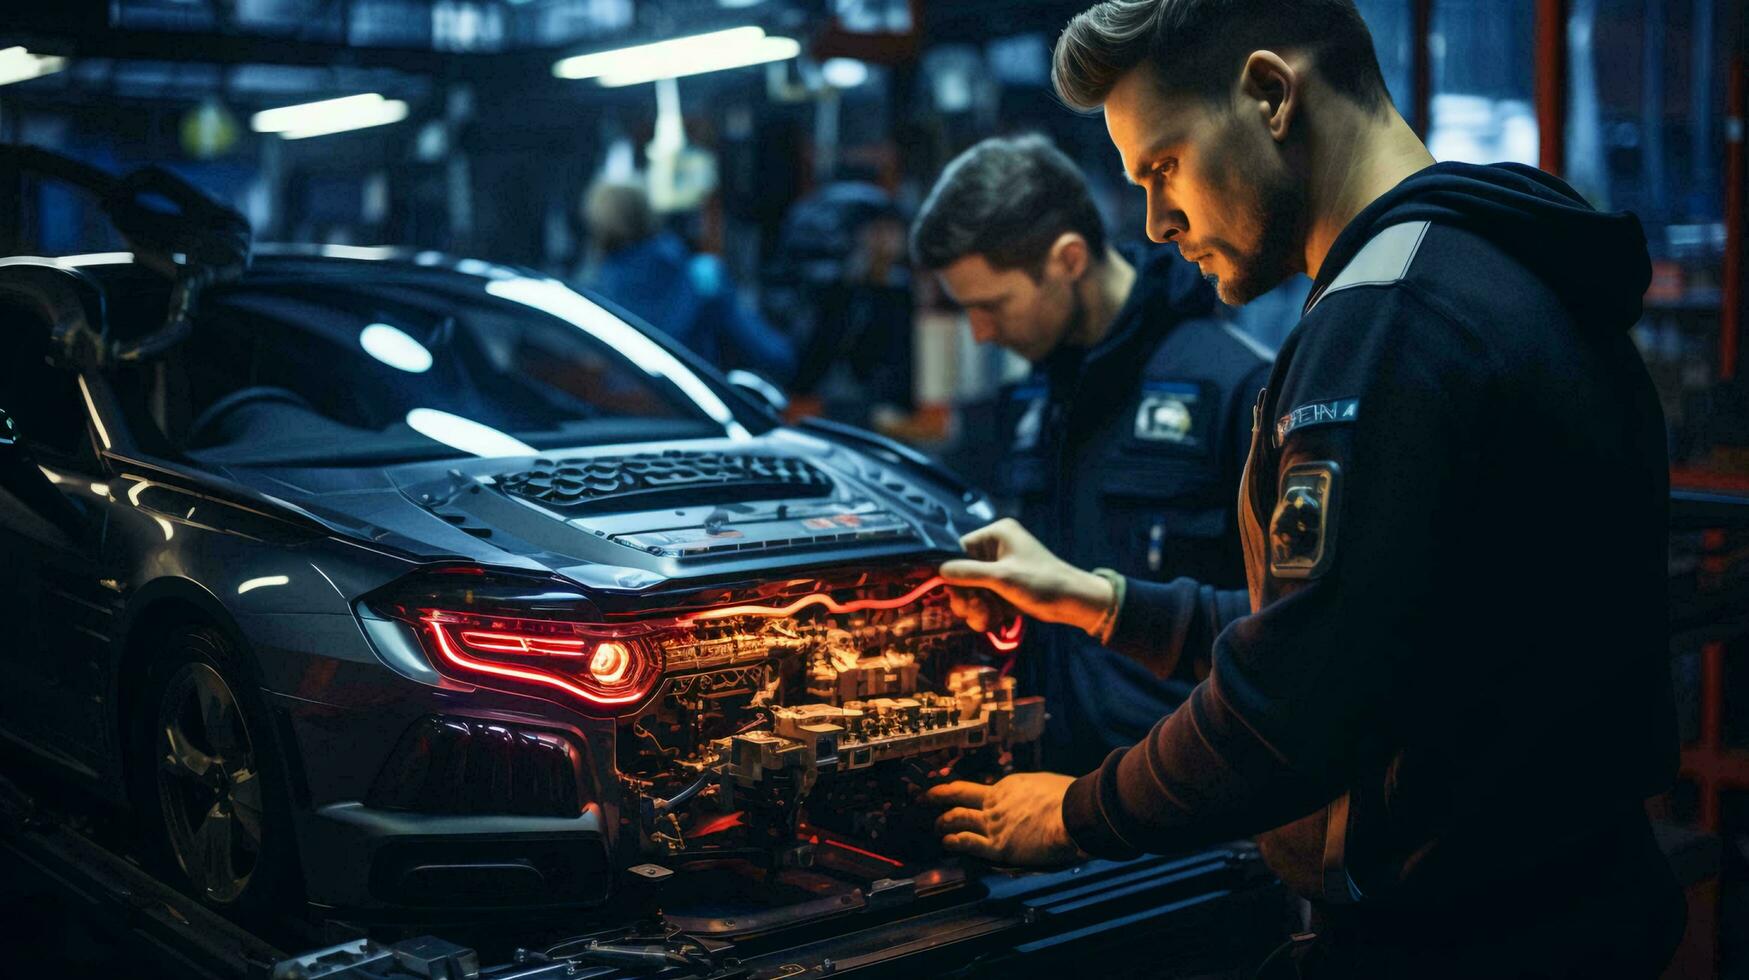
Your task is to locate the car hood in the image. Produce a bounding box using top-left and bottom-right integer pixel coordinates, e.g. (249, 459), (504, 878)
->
(212, 427), (989, 594)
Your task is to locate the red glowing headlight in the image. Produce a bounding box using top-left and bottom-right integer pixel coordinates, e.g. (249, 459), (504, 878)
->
(420, 609), (663, 710)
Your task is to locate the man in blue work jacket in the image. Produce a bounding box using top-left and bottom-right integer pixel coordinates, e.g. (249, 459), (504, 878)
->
(582, 180), (797, 383)
(911, 134), (1273, 774)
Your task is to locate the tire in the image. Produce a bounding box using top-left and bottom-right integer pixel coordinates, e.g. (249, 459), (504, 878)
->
(130, 625), (299, 920)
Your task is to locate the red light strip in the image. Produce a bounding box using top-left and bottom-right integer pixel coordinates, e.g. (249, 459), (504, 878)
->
(819, 837), (905, 867)
(687, 575), (949, 621)
(984, 615), (1024, 652)
(690, 810), (747, 837)
(457, 629), (589, 657)
(425, 616), (648, 705)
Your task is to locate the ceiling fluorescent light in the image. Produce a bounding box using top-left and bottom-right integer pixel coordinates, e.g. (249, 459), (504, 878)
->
(0, 47), (67, 87)
(553, 26), (796, 85)
(595, 35), (800, 87)
(277, 102), (407, 139)
(251, 93), (409, 139)
(821, 57), (869, 89)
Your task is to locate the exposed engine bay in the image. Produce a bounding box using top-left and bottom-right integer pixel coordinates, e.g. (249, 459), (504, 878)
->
(616, 568), (1043, 867)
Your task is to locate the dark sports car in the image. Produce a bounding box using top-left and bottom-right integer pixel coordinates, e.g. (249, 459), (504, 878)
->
(0, 159), (1043, 925)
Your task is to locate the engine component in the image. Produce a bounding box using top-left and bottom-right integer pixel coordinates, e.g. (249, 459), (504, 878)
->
(616, 570), (1046, 859)
(719, 684), (1045, 789)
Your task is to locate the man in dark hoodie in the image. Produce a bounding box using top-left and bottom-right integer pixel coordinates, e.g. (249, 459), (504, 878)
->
(924, 1), (1682, 976)
(910, 134), (1273, 774)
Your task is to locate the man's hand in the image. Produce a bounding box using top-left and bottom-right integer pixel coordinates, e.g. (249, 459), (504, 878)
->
(941, 518), (1115, 637)
(924, 772), (1084, 866)
(943, 585), (1018, 634)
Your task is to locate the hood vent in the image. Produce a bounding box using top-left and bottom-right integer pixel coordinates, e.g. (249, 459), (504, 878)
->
(500, 450), (832, 514)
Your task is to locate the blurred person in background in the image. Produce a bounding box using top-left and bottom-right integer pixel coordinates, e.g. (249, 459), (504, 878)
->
(763, 171), (916, 429)
(911, 133), (1275, 775)
(581, 180), (796, 384)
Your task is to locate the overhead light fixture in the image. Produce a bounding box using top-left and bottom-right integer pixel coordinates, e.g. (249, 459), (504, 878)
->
(821, 57), (869, 89)
(250, 93), (409, 140)
(0, 47), (67, 87)
(599, 35), (798, 87)
(553, 26), (800, 88)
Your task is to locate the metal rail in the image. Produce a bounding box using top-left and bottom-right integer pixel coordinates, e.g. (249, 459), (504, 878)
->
(0, 771), (287, 979)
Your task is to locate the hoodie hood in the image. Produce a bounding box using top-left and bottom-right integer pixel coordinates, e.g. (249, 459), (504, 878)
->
(1311, 162), (1651, 334)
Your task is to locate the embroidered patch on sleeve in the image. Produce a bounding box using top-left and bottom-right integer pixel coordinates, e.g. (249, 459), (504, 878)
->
(1274, 397), (1359, 447)
(1269, 461), (1342, 579)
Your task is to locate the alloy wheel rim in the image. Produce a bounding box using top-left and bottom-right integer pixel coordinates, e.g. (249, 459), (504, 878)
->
(154, 662), (262, 903)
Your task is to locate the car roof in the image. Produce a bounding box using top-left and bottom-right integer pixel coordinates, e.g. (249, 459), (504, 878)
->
(6, 246), (536, 289)
(8, 247), (767, 445)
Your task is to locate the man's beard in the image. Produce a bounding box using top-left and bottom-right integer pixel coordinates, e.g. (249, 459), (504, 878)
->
(1211, 167), (1305, 307)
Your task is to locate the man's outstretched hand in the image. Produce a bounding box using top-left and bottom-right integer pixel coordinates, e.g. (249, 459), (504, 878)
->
(941, 518), (1114, 636)
(924, 772), (1085, 866)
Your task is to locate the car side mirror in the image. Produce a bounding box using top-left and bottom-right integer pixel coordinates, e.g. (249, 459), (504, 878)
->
(727, 369), (789, 415)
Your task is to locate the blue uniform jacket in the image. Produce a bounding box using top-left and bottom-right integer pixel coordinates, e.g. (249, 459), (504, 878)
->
(996, 244), (1273, 774)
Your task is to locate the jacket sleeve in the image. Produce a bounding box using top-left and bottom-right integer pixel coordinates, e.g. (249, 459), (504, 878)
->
(1062, 286), (1497, 859)
(1103, 577), (1250, 680)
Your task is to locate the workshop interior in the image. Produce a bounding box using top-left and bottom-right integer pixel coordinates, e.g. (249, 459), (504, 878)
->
(0, 1), (1744, 978)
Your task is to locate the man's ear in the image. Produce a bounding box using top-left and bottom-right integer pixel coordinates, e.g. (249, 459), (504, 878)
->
(1045, 232), (1091, 282)
(1239, 50), (1298, 142)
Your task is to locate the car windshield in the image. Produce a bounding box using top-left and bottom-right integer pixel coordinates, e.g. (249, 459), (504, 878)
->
(126, 263), (752, 466)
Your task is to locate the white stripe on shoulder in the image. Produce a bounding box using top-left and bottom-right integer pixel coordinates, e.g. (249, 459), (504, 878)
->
(1219, 321), (1276, 362)
(1308, 220), (1431, 311)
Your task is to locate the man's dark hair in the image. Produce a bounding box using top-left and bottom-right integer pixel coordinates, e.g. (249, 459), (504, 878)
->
(1053, 0), (1390, 112)
(910, 133), (1107, 276)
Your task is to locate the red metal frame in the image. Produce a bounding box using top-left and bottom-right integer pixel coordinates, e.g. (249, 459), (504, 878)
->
(1534, 0), (1569, 175)
(1723, 55), (1743, 382)
(1672, 467), (1749, 494)
(1517, 0), (1748, 893)
(1680, 639), (1746, 833)
(812, 0), (922, 63)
